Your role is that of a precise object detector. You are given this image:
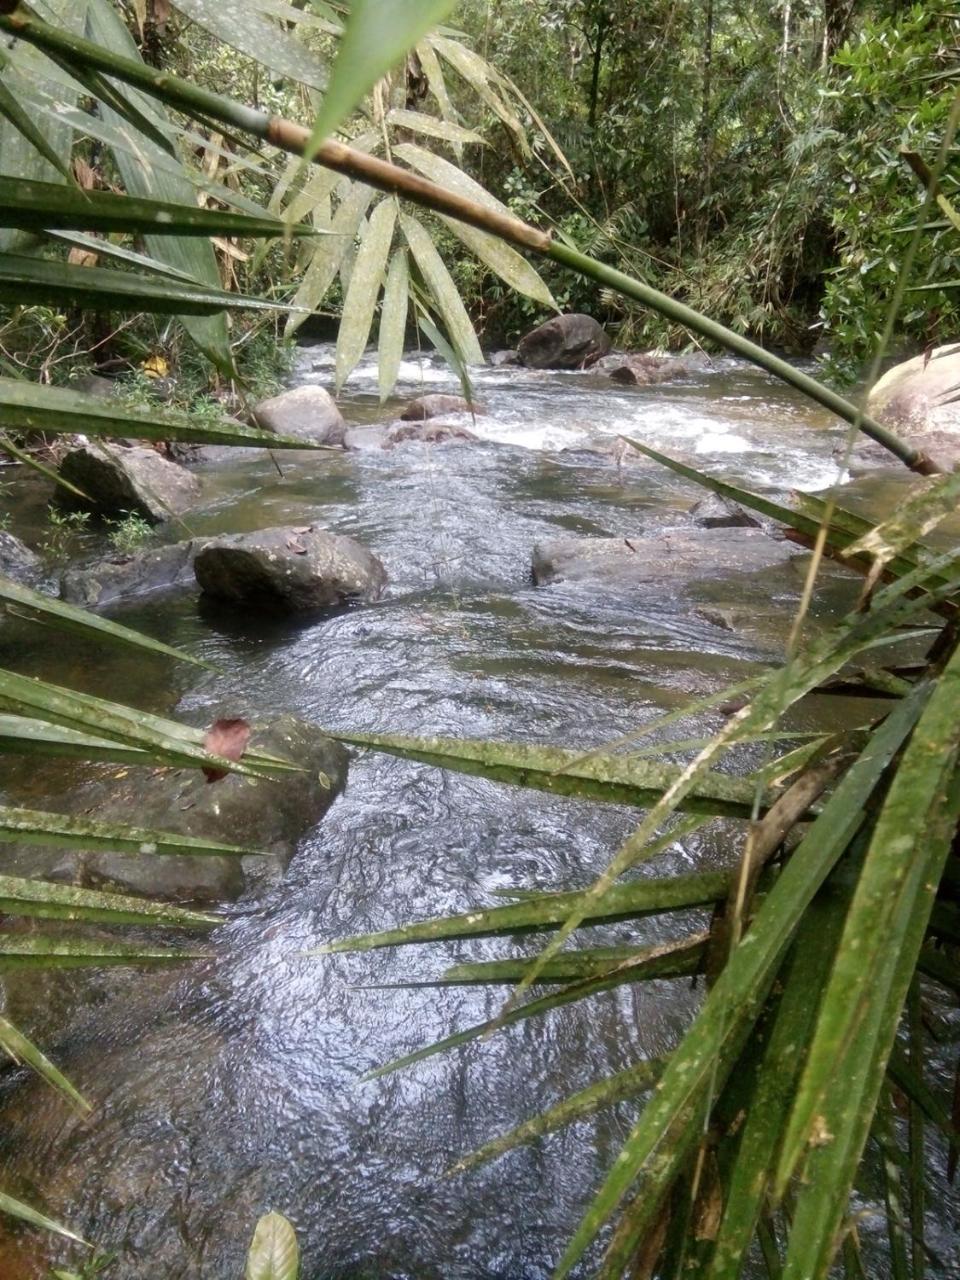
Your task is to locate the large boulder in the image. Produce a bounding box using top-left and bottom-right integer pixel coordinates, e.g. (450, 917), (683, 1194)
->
(60, 538), (209, 608)
(0, 531), (42, 585)
(194, 525), (386, 613)
(0, 712), (349, 904)
(59, 443), (202, 525)
(252, 385), (345, 446)
(400, 393), (483, 420)
(517, 313), (611, 370)
(532, 528), (796, 587)
(867, 344), (960, 433)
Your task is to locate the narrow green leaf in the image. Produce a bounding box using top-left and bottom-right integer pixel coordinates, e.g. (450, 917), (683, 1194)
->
(0, 376), (325, 449)
(302, 0), (455, 154)
(0, 716), (156, 766)
(0, 1190), (85, 1244)
(452, 1057), (666, 1176)
(401, 214), (483, 366)
(314, 871), (731, 953)
(0, 804), (255, 858)
(0, 934), (205, 969)
(0, 872), (218, 927)
(0, 432), (89, 499)
(0, 576), (210, 669)
(437, 936), (705, 985)
(285, 182), (374, 337)
(0, 175), (313, 238)
(378, 247), (409, 401)
(327, 731), (772, 817)
(245, 1211), (300, 1280)
(0, 1015), (89, 1111)
(430, 34), (530, 155)
(0, 253), (290, 316)
(0, 75), (73, 179)
(385, 109), (483, 146)
(335, 198), (396, 390)
(84, 0), (235, 373)
(550, 687), (930, 1279)
(174, 0), (328, 91)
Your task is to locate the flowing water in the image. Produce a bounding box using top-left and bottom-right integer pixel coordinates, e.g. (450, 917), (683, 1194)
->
(0, 349), (953, 1278)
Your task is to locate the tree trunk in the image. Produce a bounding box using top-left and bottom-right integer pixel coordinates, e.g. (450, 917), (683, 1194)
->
(696, 0), (714, 246)
(587, 8), (609, 129)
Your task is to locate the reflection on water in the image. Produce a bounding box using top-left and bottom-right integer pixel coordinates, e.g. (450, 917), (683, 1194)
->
(0, 350), (946, 1278)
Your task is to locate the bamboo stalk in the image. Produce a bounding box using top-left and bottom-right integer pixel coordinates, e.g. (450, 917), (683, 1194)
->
(0, 5), (938, 475)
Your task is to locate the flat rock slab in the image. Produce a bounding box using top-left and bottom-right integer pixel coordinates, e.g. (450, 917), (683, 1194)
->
(194, 525), (386, 613)
(253, 384), (345, 446)
(60, 538), (210, 608)
(400, 394), (483, 420)
(532, 528), (797, 587)
(0, 531), (42, 585)
(59, 443), (202, 524)
(0, 713), (349, 903)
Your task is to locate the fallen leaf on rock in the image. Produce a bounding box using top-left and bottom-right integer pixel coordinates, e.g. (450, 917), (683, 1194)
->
(202, 717), (251, 783)
(286, 538), (308, 554)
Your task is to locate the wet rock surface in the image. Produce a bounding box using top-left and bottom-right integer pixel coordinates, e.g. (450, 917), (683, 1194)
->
(868, 343), (960, 433)
(517, 312), (611, 369)
(0, 712), (349, 904)
(58, 443), (202, 524)
(252, 385), (345, 446)
(689, 493), (761, 529)
(0, 531), (42, 585)
(60, 539), (209, 608)
(194, 526), (387, 613)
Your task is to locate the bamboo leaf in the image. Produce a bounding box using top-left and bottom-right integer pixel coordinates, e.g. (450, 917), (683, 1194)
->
(393, 141), (512, 215)
(842, 470), (960, 569)
(285, 182), (374, 337)
(0, 253), (290, 316)
(452, 1057), (666, 1176)
(0, 1190), (85, 1244)
(0, 804), (255, 858)
(0, 376), (326, 449)
(0, 576), (211, 669)
(0, 75), (73, 179)
(378, 247), (409, 401)
(84, 0), (235, 373)
(245, 1211), (300, 1280)
(0, 934), (205, 970)
(314, 870), (732, 954)
(302, 0), (455, 153)
(0, 175), (314, 238)
(0, 432), (89, 499)
(430, 35), (530, 156)
(550, 687), (930, 1279)
(401, 214), (484, 366)
(173, 0), (328, 91)
(385, 109), (483, 147)
(0, 871), (218, 927)
(335, 198), (396, 390)
(0, 1015), (89, 1112)
(441, 217), (558, 310)
(776, 642), (960, 1279)
(326, 730), (778, 817)
(437, 936), (706, 986)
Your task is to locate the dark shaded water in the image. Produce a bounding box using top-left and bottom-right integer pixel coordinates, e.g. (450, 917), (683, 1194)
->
(0, 350), (955, 1277)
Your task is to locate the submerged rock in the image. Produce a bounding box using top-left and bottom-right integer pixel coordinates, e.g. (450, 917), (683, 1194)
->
(603, 353), (688, 385)
(400, 393), (483, 420)
(0, 713), (349, 904)
(253, 384), (345, 446)
(532, 527), (796, 587)
(489, 349), (520, 367)
(58, 443), (202, 525)
(386, 421), (479, 447)
(343, 422), (481, 450)
(60, 538), (209, 608)
(0, 531), (42, 586)
(194, 526), (386, 613)
(517, 313), (611, 370)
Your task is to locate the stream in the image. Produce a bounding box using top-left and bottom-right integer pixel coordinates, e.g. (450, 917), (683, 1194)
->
(0, 347), (955, 1278)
